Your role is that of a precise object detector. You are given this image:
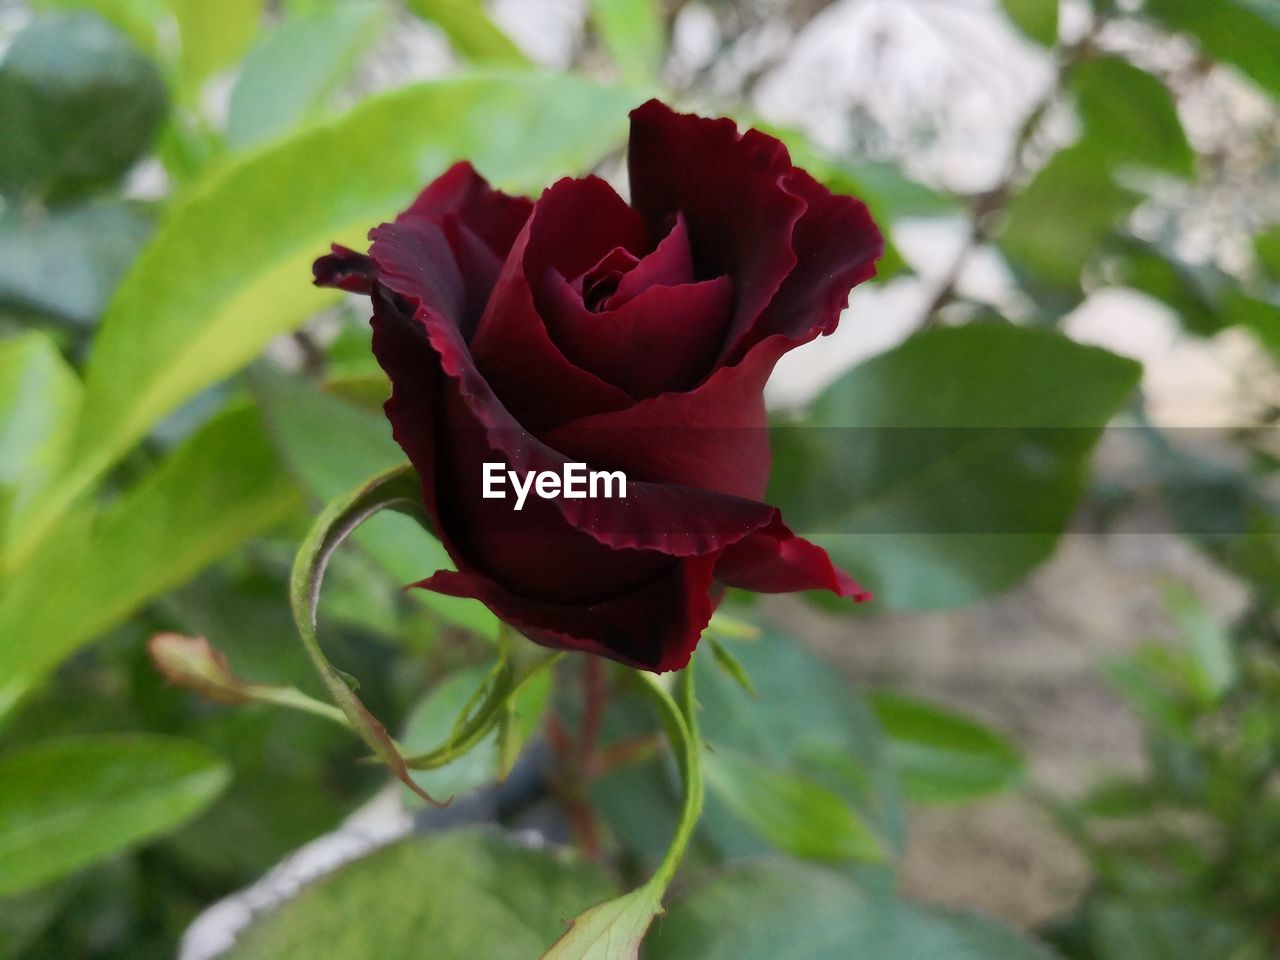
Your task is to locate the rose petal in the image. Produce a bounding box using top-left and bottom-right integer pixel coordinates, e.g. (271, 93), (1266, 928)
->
(607, 213), (695, 306)
(400, 160), (533, 256)
(725, 167), (883, 361)
(543, 334), (780, 501)
(541, 270), (733, 398)
(414, 554), (717, 672)
(313, 243), (377, 294)
(628, 99), (807, 354)
(715, 514), (871, 601)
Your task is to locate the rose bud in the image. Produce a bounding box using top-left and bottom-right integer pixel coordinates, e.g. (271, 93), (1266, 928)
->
(314, 100), (882, 672)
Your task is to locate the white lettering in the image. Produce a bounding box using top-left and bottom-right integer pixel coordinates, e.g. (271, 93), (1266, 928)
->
(563, 462), (587, 498)
(481, 462), (627, 507)
(482, 461), (505, 499)
(590, 470), (627, 499)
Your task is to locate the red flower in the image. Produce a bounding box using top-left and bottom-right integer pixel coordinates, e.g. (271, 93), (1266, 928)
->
(314, 100), (882, 672)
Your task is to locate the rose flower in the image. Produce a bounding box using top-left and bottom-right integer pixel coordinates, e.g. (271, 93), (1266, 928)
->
(314, 100), (882, 672)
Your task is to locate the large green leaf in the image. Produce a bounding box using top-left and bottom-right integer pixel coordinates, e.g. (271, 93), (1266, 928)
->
(1143, 0), (1280, 99)
(869, 691), (1025, 805)
(170, 0), (264, 88)
(646, 860), (1057, 959)
(406, 0), (530, 65)
(590, 0), (665, 85)
(225, 828), (615, 959)
(226, 1), (388, 151)
(10, 71), (640, 569)
(0, 12), (168, 200)
(770, 324), (1141, 610)
(0, 404), (301, 719)
(0, 333), (79, 561)
(0, 734), (229, 896)
(0, 201), (153, 326)
(1070, 57), (1193, 178)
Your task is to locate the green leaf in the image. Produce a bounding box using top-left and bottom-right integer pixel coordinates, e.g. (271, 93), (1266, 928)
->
(646, 860), (1057, 959)
(1164, 585), (1236, 704)
(0, 404), (300, 720)
(1101, 238), (1225, 336)
(171, 0), (264, 88)
(226, 1), (388, 151)
(0, 333), (79, 561)
(252, 371), (500, 635)
(541, 668), (703, 960)
(0, 12), (168, 200)
(770, 323), (1142, 610)
(869, 692), (1024, 805)
(1143, 0), (1280, 99)
(224, 828), (616, 959)
(703, 749), (883, 862)
(0, 201), (153, 326)
(0, 734), (229, 896)
(405, 0), (530, 65)
(590, 0), (665, 85)
(999, 142), (1140, 292)
(695, 626), (902, 851)
(10, 71), (640, 570)
(1001, 0), (1058, 46)
(400, 663), (550, 800)
(1071, 57), (1194, 178)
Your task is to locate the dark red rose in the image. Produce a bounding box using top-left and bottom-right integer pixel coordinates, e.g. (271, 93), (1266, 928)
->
(314, 99), (882, 672)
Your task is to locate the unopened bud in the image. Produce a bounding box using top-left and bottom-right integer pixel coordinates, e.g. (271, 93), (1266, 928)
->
(148, 633), (252, 705)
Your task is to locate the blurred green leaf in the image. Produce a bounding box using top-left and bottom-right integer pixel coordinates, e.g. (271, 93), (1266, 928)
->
(0, 201), (153, 326)
(170, 0), (264, 89)
(707, 636), (757, 696)
(0, 333), (79, 561)
(31, 0), (167, 52)
(11, 72), (641, 571)
(400, 663), (550, 800)
(1000, 142), (1139, 293)
(1090, 899), (1270, 960)
(770, 324), (1141, 610)
(227, 1), (388, 151)
(224, 828), (616, 959)
(869, 692), (1024, 805)
(1001, 0), (1058, 46)
(253, 370), (500, 635)
(1143, 0), (1280, 99)
(0, 404), (301, 719)
(1102, 646), (1195, 740)
(1255, 224), (1280, 277)
(591, 0), (665, 85)
(406, 0), (530, 65)
(0, 12), (168, 200)
(1101, 238), (1224, 336)
(646, 860), (1057, 959)
(1071, 56), (1194, 178)
(0, 734), (228, 896)
(1164, 585), (1236, 704)
(703, 749), (884, 862)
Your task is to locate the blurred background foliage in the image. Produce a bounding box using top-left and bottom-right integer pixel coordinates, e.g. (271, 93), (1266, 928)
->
(0, 0), (1276, 958)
